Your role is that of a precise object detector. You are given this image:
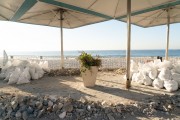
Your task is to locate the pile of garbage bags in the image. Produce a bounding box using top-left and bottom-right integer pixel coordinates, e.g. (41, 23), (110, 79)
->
(0, 60), (49, 84)
(128, 59), (180, 92)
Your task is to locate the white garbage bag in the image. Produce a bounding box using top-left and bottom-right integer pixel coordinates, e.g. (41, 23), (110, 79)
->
(174, 65), (180, 74)
(32, 73), (39, 80)
(158, 68), (172, 80)
(153, 59), (161, 69)
(159, 60), (173, 69)
(2, 61), (12, 69)
(153, 78), (164, 89)
(35, 65), (44, 78)
(0, 73), (6, 80)
(136, 72), (144, 85)
(148, 69), (158, 79)
(130, 60), (138, 73)
(132, 73), (138, 82)
(141, 62), (152, 72)
(29, 63), (44, 80)
(164, 80), (178, 92)
(171, 73), (180, 88)
(17, 67), (31, 84)
(4, 72), (12, 82)
(29, 66), (35, 78)
(143, 75), (152, 86)
(171, 69), (176, 74)
(174, 79), (180, 88)
(42, 61), (49, 72)
(8, 68), (21, 84)
(172, 73), (180, 80)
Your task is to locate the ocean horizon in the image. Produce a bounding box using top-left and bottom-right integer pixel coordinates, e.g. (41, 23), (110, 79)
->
(4, 49), (180, 58)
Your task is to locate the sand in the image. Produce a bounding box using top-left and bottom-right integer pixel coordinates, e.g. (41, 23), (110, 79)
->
(0, 71), (178, 105)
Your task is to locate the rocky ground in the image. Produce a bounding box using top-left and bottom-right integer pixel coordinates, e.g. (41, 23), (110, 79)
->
(0, 93), (180, 120)
(0, 69), (180, 119)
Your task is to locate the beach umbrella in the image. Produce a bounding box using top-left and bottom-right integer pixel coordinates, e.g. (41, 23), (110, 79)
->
(1, 0), (111, 69)
(119, 2), (180, 60)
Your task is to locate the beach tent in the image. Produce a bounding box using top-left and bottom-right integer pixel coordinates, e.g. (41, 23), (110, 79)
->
(119, 1), (180, 60)
(0, 0), (176, 88)
(0, 0), (111, 68)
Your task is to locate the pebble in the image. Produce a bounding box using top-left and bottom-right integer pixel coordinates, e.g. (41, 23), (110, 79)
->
(11, 101), (18, 110)
(107, 114), (115, 120)
(49, 95), (57, 102)
(15, 111), (22, 119)
(63, 103), (73, 112)
(59, 111), (66, 119)
(58, 103), (63, 109)
(53, 104), (58, 112)
(176, 103), (180, 107)
(22, 111), (28, 120)
(37, 109), (45, 118)
(27, 106), (34, 114)
(48, 101), (53, 107)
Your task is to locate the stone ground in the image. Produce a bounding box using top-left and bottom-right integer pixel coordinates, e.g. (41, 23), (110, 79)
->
(0, 71), (180, 120)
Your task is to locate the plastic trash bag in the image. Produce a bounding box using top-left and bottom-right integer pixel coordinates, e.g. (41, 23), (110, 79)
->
(136, 72), (144, 85)
(153, 78), (164, 89)
(130, 60), (138, 73)
(17, 67), (30, 84)
(159, 60), (173, 69)
(0, 73), (6, 80)
(143, 75), (152, 86)
(164, 80), (178, 92)
(8, 68), (21, 84)
(174, 65), (180, 74)
(158, 68), (172, 80)
(148, 69), (158, 80)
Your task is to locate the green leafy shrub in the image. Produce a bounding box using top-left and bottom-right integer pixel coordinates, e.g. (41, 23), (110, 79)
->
(78, 52), (101, 71)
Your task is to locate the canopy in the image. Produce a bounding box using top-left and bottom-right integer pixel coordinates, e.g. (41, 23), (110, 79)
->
(4, 0), (108, 28)
(119, 2), (180, 27)
(50, 0), (176, 19)
(0, 0), (24, 21)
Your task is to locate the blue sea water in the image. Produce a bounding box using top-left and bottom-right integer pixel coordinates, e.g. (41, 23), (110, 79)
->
(6, 50), (180, 58)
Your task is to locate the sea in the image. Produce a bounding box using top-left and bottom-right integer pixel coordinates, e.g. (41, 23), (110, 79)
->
(4, 49), (180, 58)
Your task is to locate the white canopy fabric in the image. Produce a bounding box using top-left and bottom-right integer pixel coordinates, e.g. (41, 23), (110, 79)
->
(52, 0), (175, 19)
(120, 4), (180, 27)
(0, 0), (24, 21)
(15, 1), (107, 28)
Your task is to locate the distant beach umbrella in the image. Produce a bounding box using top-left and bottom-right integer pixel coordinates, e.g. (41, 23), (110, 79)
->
(119, 2), (180, 60)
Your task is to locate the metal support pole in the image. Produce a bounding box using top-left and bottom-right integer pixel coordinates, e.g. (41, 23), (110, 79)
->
(60, 10), (64, 69)
(165, 9), (170, 60)
(126, 0), (131, 89)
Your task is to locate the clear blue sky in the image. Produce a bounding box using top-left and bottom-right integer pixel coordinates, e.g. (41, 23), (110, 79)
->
(0, 20), (179, 52)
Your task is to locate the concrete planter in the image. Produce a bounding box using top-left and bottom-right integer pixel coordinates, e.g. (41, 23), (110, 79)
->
(81, 66), (98, 87)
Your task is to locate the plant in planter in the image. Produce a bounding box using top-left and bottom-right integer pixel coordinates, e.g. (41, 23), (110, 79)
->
(78, 52), (101, 87)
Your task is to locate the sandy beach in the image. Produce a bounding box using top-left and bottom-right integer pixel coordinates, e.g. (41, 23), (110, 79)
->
(0, 71), (178, 104)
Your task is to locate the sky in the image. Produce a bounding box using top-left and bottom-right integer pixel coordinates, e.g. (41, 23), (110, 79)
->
(0, 20), (179, 52)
